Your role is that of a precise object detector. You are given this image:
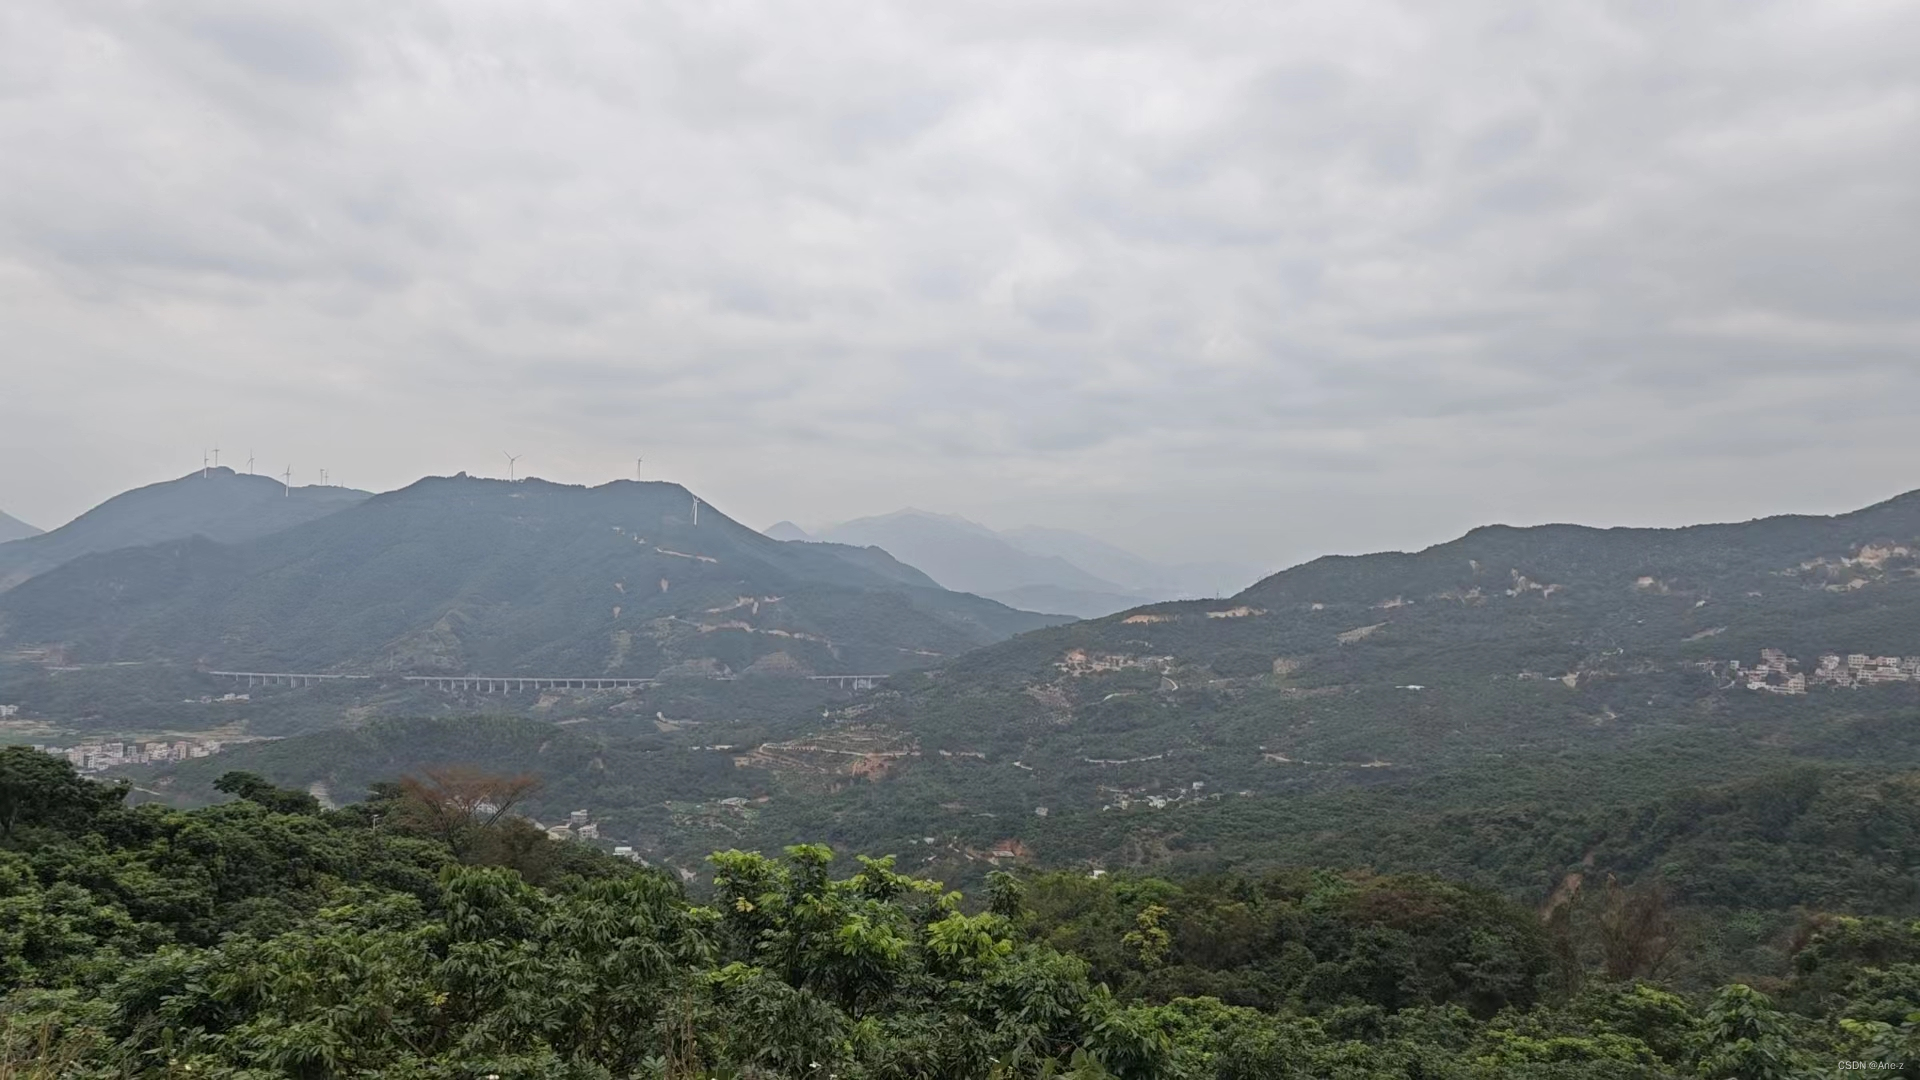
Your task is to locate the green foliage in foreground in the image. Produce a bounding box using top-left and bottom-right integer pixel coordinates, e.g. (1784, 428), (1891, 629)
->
(2, 748), (1915, 1078)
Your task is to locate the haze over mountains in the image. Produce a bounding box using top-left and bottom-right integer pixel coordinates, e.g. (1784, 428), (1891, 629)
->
(0, 475), (1063, 677)
(12, 0), (1920, 1067)
(767, 509), (1263, 618)
(0, 510), (39, 545)
(0, 468), (368, 592)
(22, 464), (1920, 1045)
(143, 485), (1920, 889)
(781, 485), (1920, 747)
(771, 487), (1920, 829)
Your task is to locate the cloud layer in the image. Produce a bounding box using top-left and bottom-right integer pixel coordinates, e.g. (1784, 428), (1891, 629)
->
(3, 0), (1917, 568)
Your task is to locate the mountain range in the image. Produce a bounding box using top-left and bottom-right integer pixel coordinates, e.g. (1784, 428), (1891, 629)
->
(767, 508), (1262, 618)
(147, 486), (1920, 916)
(22, 460), (1920, 957)
(704, 488), (1920, 882)
(0, 468), (368, 592)
(0, 475), (1064, 678)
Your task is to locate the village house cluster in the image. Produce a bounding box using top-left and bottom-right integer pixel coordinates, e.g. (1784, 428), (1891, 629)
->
(1098, 780), (1222, 812)
(34, 738), (224, 772)
(1727, 649), (1920, 695)
(541, 808), (601, 842)
(478, 803), (645, 863)
(1055, 649), (1172, 676)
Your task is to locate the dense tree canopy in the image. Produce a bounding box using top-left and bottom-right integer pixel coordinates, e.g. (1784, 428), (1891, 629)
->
(0, 746), (125, 839)
(1, 756), (1913, 1077)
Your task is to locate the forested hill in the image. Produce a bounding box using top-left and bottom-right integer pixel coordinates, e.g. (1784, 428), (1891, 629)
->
(0, 474), (1065, 676)
(549, 486), (1920, 918)
(0, 467), (368, 591)
(903, 485), (1920, 691)
(1235, 487), (1920, 649)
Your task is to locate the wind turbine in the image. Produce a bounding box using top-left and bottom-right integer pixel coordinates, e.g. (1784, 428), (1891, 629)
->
(246, 451), (255, 475)
(692, 496), (700, 526)
(281, 466), (292, 497)
(503, 452), (523, 482)
(201, 451), (210, 479)
(211, 446), (221, 469)
(635, 457), (643, 481)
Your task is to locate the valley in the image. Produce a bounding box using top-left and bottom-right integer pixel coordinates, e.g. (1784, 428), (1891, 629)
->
(10, 7), (1916, 1068)
(11, 482), (1907, 917)
(12, 467), (1920, 1072)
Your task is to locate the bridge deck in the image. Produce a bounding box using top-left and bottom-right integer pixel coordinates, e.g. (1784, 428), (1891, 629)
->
(204, 670), (888, 691)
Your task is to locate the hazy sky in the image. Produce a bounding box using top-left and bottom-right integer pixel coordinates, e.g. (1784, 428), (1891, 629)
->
(3, 0), (1917, 570)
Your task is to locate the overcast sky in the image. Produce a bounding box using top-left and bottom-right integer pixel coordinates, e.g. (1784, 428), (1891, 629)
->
(3, 0), (1917, 570)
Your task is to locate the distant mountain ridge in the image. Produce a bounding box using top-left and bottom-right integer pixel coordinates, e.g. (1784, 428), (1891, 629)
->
(645, 485), (1920, 882)
(0, 475), (1066, 676)
(0, 468), (369, 592)
(919, 487), (1920, 697)
(1000, 525), (1258, 600)
(763, 521), (812, 542)
(767, 508), (1262, 618)
(0, 509), (40, 544)
(166, 487), (1920, 912)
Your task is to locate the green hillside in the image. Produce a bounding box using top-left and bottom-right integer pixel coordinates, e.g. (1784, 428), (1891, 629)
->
(905, 488), (1920, 694)
(762, 486), (1920, 789)
(0, 474), (1063, 679)
(0, 467), (368, 592)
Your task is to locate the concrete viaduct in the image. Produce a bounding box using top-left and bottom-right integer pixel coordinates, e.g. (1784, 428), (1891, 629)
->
(403, 675), (659, 693)
(207, 671), (373, 688)
(206, 671), (887, 692)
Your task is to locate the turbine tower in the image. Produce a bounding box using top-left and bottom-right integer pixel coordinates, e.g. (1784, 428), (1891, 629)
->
(503, 452), (523, 482)
(635, 457), (643, 481)
(211, 446), (221, 469)
(246, 451), (255, 475)
(281, 466), (292, 497)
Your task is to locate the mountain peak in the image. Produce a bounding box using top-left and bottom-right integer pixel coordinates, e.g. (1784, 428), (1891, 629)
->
(0, 509), (41, 544)
(854, 507), (1001, 537)
(0, 468), (371, 592)
(764, 521), (813, 542)
(387, 474), (698, 499)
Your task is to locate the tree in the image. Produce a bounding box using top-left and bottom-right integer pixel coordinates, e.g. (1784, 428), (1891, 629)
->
(1695, 984), (1802, 1080)
(392, 765), (541, 856)
(988, 870), (1027, 921)
(1120, 904), (1172, 970)
(0, 747), (123, 840)
(212, 771), (320, 815)
(1599, 876), (1677, 982)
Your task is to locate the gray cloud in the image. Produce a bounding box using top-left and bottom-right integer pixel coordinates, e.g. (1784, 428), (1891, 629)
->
(2, 0), (1917, 571)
